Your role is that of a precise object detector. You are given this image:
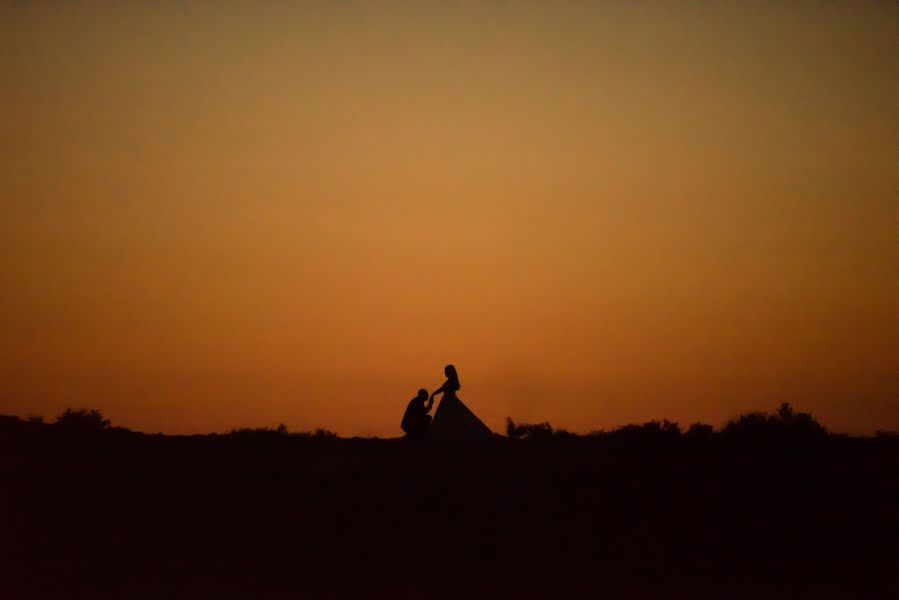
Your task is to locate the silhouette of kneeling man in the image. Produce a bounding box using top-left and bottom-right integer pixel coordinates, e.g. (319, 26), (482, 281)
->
(401, 389), (433, 439)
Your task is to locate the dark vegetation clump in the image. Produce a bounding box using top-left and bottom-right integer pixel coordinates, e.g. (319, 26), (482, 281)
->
(506, 418), (579, 440)
(506, 418), (550, 439)
(227, 424), (337, 440)
(502, 403), (825, 447)
(228, 423), (291, 439)
(723, 402), (827, 438)
(54, 408), (110, 431)
(301, 428), (338, 440)
(685, 422), (714, 439)
(600, 418), (682, 442)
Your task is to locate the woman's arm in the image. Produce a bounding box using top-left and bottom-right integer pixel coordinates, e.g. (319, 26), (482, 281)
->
(430, 381), (446, 401)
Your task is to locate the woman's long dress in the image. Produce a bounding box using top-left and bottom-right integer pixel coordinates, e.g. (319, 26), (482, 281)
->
(430, 389), (493, 440)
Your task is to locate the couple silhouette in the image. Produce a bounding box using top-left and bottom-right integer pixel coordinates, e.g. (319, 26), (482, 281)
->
(401, 364), (492, 440)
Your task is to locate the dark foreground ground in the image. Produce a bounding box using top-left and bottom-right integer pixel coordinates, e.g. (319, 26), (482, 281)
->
(1, 420), (896, 599)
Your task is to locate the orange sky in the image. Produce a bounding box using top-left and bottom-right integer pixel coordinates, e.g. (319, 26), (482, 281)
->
(1, 2), (895, 435)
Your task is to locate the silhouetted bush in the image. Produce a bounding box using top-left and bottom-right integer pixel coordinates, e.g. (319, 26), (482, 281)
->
(54, 408), (110, 431)
(599, 419), (681, 443)
(723, 403), (826, 438)
(227, 425), (338, 441)
(642, 419), (681, 436)
(296, 428), (338, 440)
(686, 422), (714, 439)
(505, 418), (554, 440)
(228, 424), (289, 439)
(0, 415), (25, 433)
(724, 411), (768, 434)
(26, 415), (44, 425)
(505, 419), (578, 441)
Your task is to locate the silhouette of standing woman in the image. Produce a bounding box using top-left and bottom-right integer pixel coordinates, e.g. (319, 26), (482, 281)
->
(429, 364), (492, 440)
(429, 364), (460, 406)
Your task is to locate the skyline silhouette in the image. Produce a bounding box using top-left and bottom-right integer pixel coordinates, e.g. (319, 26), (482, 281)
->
(2, 402), (895, 598)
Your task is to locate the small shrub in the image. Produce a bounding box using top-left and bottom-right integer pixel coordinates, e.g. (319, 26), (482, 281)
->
(228, 424), (290, 438)
(723, 403), (826, 438)
(55, 408), (110, 431)
(505, 418), (557, 440)
(686, 423), (714, 438)
(604, 420), (682, 444)
(306, 428), (337, 440)
(642, 419), (681, 436)
(723, 411), (769, 435)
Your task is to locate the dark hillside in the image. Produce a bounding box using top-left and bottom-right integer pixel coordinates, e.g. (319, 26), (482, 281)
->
(0, 414), (895, 599)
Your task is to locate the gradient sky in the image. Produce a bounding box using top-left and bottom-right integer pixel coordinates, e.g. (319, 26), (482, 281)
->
(1, 1), (895, 435)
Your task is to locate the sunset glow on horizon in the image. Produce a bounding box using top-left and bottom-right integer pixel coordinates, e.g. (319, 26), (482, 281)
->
(1, 1), (895, 436)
